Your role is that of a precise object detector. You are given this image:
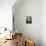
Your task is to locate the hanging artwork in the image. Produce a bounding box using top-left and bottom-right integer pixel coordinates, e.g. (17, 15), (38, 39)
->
(26, 16), (32, 24)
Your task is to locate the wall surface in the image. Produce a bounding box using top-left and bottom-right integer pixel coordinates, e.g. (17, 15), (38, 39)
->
(13, 0), (41, 46)
(41, 0), (46, 46)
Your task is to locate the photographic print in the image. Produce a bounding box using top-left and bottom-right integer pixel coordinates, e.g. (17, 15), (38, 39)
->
(26, 16), (32, 24)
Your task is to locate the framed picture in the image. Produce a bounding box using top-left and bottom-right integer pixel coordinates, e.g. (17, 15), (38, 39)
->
(26, 16), (32, 24)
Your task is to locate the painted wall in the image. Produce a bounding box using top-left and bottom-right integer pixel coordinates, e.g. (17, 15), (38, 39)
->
(41, 0), (46, 46)
(13, 0), (41, 46)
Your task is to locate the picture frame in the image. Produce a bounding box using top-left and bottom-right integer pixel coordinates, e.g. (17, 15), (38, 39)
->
(26, 16), (32, 24)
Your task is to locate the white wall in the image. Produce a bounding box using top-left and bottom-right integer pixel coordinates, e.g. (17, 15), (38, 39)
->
(13, 0), (41, 46)
(41, 0), (46, 46)
(0, 0), (16, 30)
